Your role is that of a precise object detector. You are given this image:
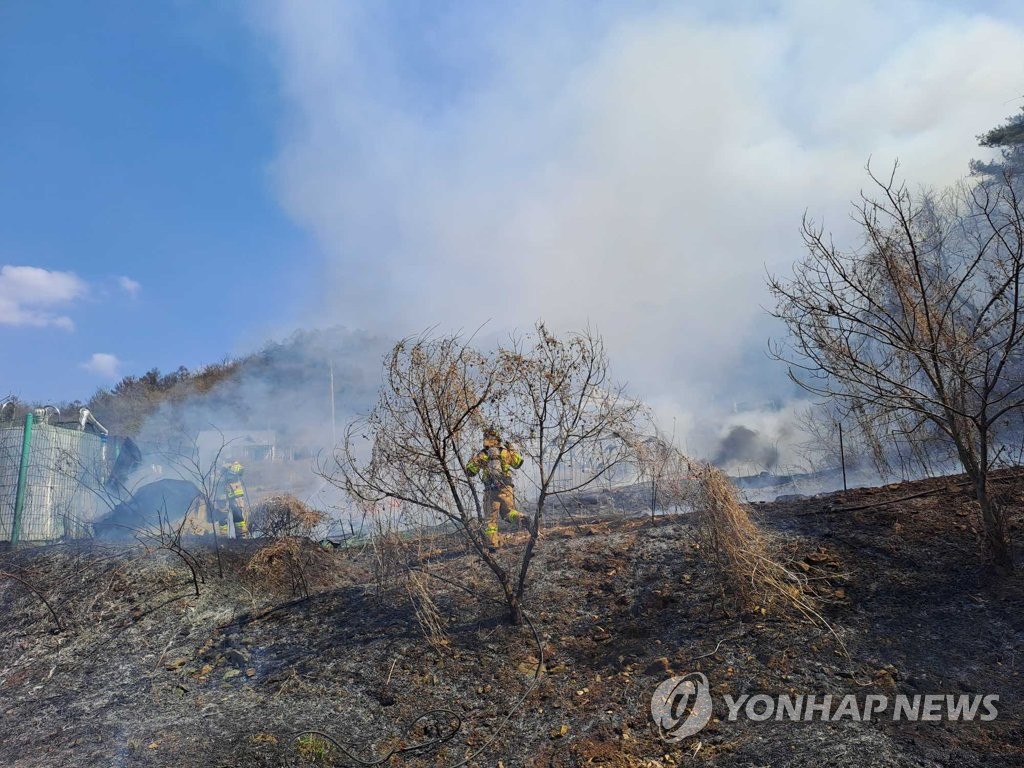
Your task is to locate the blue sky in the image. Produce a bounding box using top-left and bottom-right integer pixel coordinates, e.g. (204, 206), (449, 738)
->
(0, 1), (312, 401)
(2, 1), (1024, 452)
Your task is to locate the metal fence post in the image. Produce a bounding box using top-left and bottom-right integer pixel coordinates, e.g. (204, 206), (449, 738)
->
(12, 412), (34, 545)
(838, 421), (848, 492)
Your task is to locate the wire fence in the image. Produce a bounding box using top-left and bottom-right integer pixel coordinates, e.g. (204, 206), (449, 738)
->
(0, 426), (22, 540)
(0, 422), (109, 543)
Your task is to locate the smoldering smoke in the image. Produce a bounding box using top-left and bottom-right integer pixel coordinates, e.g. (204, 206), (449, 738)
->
(713, 425), (779, 471)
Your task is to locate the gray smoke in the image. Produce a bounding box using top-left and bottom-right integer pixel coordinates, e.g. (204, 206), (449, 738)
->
(713, 425), (779, 472)
(103, 327), (392, 531)
(252, 1), (1024, 468)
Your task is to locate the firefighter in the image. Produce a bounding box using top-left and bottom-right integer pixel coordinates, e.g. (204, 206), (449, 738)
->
(467, 427), (525, 550)
(217, 460), (249, 538)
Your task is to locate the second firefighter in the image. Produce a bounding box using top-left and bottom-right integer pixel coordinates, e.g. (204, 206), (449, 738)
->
(217, 460), (250, 538)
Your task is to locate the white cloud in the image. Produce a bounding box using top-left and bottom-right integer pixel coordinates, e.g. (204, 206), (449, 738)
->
(118, 276), (141, 298)
(255, 0), (1024, 452)
(80, 353), (123, 380)
(0, 265), (87, 330)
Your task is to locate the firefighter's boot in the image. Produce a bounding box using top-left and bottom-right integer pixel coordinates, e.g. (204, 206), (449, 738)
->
(485, 522), (500, 552)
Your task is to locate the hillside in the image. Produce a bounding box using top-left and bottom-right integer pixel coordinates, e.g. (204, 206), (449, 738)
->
(4, 326), (389, 444)
(1, 474), (1022, 767)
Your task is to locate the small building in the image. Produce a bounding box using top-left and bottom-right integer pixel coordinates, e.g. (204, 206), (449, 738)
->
(196, 430), (279, 467)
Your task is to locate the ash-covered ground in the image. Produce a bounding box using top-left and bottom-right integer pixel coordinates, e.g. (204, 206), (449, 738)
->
(1, 474), (1022, 767)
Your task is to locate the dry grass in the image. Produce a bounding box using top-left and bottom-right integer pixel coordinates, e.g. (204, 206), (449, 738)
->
(365, 511), (451, 649)
(406, 567), (449, 652)
(368, 529), (405, 599)
(691, 463), (822, 627)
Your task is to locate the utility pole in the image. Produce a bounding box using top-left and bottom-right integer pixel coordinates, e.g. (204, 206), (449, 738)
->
(328, 360), (337, 447)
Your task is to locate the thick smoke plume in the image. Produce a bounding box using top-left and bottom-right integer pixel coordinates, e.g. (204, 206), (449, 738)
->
(251, 1), (1024, 466)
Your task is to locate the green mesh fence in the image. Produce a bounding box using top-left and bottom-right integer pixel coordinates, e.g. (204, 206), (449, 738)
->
(0, 426), (22, 540)
(0, 422), (109, 543)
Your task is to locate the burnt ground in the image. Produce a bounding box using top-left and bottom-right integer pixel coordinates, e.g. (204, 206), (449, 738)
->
(1, 473), (1023, 767)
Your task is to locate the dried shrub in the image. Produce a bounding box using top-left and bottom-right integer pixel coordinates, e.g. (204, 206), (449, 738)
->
(691, 463), (764, 605)
(249, 494), (325, 538)
(691, 463), (819, 624)
(769, 168), (1024, 571)
(246, 538), (315, 597)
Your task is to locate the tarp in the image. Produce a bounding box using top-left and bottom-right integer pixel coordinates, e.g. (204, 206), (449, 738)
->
(92, 479), (202, 540)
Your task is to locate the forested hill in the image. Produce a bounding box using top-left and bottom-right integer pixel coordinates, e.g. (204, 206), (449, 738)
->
(4, 327), (391, 443)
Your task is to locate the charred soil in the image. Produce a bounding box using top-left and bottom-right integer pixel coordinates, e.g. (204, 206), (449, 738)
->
(1, 473), (1022, 767)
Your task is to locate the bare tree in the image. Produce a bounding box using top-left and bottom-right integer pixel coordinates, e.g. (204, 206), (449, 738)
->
(329, 324), (642, 624)
(769, 165), (1024, 572)
(795, 400), (949, 482)
(497, 324), (645, 619)
(622, 427), (691, 518)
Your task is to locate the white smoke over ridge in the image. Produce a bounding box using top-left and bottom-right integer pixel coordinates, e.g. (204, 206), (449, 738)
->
(114, 328), (391, 519)
(250, 1), (1024, 461)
